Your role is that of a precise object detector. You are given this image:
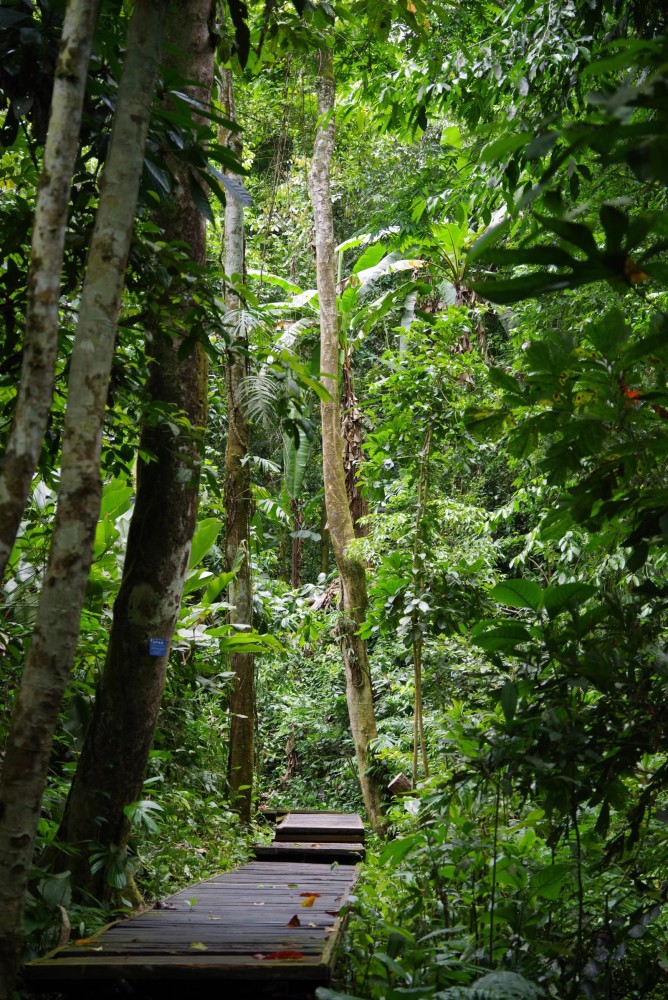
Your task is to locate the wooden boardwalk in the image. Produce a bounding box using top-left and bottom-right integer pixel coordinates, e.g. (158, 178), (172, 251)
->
(25, 812), (363, 997)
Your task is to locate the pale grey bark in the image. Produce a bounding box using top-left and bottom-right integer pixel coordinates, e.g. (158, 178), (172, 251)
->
(52, 0), (215, 901)
(0, 3), (165, 993)
(0, 0), (101, 579)
(220, 67), (255, 824)
(309, 49), (384, 834)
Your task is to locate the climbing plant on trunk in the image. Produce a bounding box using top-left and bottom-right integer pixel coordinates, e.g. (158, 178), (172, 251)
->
(51, 0), (215, 901)
(0, 1), (166, 993)
(309, 47), (384, 834)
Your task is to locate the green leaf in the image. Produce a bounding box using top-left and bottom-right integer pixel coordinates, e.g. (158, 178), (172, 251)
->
(202, 549), (244, 606)
(490, 579), (543, 611)
(535, 214), (599, 257)
(188, 517), (223, 569)
(472, 623), (532, 653)
(99, 479), (133, 519)
(471, 272), (573, 304)
(543, 583), (596, 616)
(480, 131), (533, 162)
(528, 863), (573, 901)
(487, 367), (523, 396)
(316, 989), (366, 1000)
(189, 174), (215, 225)
(143, 156), (171, 196)
(39, 872), (72, 908)
(500, 681), (518, 722)
(379, 834), (420, 867)
(206, 164), (252, 208)
(473, 971), (539, 999)
(353, 242), (386, 274)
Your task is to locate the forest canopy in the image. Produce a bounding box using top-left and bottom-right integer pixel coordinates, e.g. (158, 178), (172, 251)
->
(1, 0), (668, 997)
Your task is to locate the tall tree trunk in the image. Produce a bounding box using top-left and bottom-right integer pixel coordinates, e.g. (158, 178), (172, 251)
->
(0, 0), (100, 579)
(0, 3), (165, 994)
(220, 67), (255, 824)
(320, 498), (330, 576)
(52, 2), (215, 898)
(309, 49), (384, 834)
(341, 352), (368, 537)
(291, 498), (304, 588)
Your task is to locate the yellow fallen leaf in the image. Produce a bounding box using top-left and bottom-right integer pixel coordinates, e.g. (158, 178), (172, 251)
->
(189, 941), (208, 951)
(300, 895), (317, 908)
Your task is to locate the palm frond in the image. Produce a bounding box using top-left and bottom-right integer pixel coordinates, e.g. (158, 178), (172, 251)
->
(238, 370), (280, 431)
(223, 306), (269, 340)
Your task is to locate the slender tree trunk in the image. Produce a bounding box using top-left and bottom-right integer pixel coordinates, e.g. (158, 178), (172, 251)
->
(291, 499), (304, 588)
(220, 67), (255, 824)
(0, 0), (100, 579)
(341, 352), (368, 537)
(320, 498), (330, 576)
(0, 3), (165, 993)
(309, 49), (384, 833)
(52, 2), (215, 898)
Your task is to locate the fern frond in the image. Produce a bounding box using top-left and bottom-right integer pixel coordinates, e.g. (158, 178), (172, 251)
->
(437, 971), (540, 1000)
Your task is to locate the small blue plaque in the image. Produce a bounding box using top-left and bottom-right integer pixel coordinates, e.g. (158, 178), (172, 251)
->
(149, 638), (168, 656)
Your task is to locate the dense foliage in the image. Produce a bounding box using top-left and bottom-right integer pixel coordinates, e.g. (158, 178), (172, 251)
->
(1, 1), (668, 997)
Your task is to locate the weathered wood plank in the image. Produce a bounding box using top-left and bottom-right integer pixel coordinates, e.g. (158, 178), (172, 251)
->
(253, 841), (365, 864)
(25, 814), (362, 991)
(274, 812), (365, 844)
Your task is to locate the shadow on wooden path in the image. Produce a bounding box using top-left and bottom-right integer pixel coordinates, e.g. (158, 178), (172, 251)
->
(25, 812), (365, 998)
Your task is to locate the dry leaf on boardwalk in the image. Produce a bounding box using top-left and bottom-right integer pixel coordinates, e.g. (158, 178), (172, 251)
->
(260, 950), (305, 960)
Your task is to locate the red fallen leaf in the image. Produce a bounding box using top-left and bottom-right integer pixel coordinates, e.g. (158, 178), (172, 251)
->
(298, 892), (321, 897)
(260, 950), (305, 960)
(287, 915), (301, 927)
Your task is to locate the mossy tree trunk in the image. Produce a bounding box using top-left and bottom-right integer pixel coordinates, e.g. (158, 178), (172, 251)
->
(220, 67), (255, 824)
(0, 0), (100, 579)
(51, 0), (215, 901)
(309, 48), (384, 834)
(0, 3), (165, 993)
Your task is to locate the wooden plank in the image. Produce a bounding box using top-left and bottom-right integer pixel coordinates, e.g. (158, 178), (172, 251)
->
(275, 812), (365, 844)
(25, 839), (361, 990)
(253, 842), (365, 863)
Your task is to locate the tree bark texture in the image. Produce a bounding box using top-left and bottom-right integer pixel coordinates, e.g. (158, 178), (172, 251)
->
(0, 3), (165, 994)
(308, 49), (384, 834)
(291, 498), (304, 589)
(220, 67), (255, 825)
(53, 0), (215, 900)
(341, 353), (368, 537)
(0, 0), (100, 580)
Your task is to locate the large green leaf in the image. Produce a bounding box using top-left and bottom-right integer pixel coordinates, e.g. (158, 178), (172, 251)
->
(528, 862), (573, 901)
(543, 582), (596, 616)
(188, 517), (223, 570)
(353, 241), (386, 273)
(490, 579), (543, 611)
(472, 623), (532, 653)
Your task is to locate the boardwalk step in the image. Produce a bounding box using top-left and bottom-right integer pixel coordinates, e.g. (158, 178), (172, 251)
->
(253, 841), (365, 864)
(24, 813), (364, 995)
(274, 812), (365, 844)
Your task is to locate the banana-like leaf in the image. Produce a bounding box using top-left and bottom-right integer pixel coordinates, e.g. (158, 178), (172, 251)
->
(283, 423), (311, 500)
